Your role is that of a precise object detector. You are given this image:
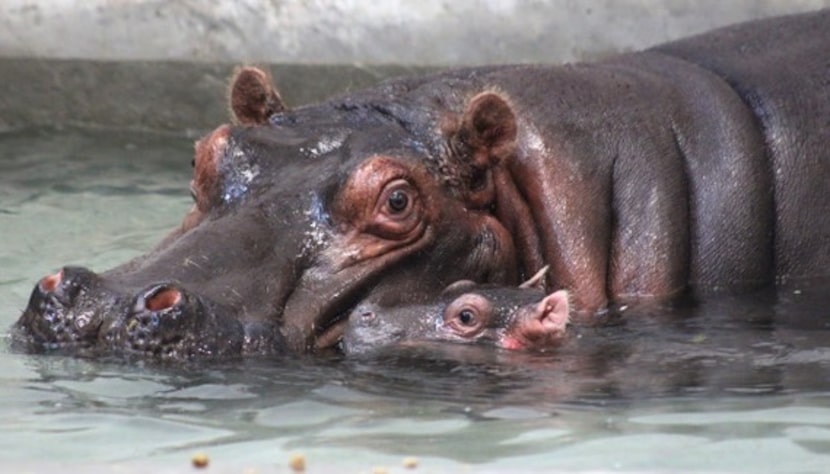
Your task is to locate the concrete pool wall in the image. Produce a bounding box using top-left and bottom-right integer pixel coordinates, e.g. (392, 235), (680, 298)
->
(1, 0), (828, 131)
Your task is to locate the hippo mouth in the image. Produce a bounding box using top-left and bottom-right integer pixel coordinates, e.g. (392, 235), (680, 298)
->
(279, 224), (439, 353)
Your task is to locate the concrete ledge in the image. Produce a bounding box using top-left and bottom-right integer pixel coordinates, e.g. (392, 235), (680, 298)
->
(2, 0), (828, 65)
(2, 1), (828, 132)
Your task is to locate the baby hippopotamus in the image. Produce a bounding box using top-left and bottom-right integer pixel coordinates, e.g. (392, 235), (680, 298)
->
(342, 269), (570, 355)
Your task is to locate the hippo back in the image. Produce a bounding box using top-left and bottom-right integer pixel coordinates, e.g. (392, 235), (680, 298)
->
(653, 10), (830, 282)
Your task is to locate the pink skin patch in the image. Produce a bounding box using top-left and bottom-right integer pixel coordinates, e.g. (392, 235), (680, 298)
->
(499, 335), (526, 351)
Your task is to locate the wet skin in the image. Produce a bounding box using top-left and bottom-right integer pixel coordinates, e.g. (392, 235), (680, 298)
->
(13, 11), (830, 358)
(342, 281), (570, 355)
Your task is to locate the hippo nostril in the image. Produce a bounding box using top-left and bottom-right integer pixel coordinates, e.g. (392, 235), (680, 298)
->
(144, 286), (182, 312)
(38, 270), (63, 293)
(32, 266), (97, 309)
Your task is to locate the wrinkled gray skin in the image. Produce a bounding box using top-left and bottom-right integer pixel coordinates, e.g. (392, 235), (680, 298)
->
(342, 282), (570, 355)
(12, 11), (830, 359)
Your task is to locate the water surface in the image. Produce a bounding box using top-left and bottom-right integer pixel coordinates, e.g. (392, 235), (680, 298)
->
(1, 127), (830, 473)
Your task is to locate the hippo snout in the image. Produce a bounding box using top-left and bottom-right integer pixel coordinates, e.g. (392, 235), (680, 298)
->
(341, 304), (408, 355)
(103, 283), (197, 357)
(14, 266), (107, 350)
(90, 282), (249, 359)
(355, 308), (378, 326)
(14, 268), (246, 359)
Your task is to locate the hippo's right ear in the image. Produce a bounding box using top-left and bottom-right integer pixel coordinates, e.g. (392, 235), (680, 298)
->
(228, 66), (287, 125)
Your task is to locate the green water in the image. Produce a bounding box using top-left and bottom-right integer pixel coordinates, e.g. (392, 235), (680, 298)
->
(1, 127), (830, 473)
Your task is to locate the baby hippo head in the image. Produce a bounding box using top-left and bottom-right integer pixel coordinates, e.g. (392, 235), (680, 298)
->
(342, 279), (569, 355)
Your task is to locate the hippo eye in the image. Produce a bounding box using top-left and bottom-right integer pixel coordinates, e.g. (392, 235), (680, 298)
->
(444, 294), (491, 338)
(447, 306), (483, 337)
(380, 180), (415, 217)
(365, 178), (422, 240)
(387, 189), (409, 213)
(344, 159), (425, 241)
(457, 309), (476, 326)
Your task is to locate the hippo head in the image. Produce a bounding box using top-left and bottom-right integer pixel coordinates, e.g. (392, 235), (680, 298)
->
(342, 269), (570, 354)
(14, 67), (527, 357)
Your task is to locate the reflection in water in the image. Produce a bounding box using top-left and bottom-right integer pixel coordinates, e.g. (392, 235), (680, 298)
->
(1, 128), (830, 471)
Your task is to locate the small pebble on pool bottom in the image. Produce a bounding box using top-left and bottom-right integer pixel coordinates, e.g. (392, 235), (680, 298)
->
(191, 452), (209, 468)
(289, 453), (306, 471)
(403, 457), (419, 468)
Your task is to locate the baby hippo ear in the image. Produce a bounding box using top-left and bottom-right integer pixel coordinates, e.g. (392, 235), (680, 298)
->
(442, 279), (478, 295)
(228, 66), (287, 125)
(536, 290), (570, 332)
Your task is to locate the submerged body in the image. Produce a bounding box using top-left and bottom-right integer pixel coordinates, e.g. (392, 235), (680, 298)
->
(12, 11), (830, 357)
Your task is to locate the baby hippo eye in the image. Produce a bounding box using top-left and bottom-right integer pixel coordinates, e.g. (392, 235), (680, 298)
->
(457, 309), (476, 326)
(444, 293), (491, 338)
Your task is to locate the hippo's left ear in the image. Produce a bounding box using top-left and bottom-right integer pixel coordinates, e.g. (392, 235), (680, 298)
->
(447, 91), (518, 207)
(228, 66), (287, 125)
(458, 92), (517, 159)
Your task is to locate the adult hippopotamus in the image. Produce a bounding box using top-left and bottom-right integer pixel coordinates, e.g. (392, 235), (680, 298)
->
(12, 10), (830, 357)
(343, 270), (570, 355)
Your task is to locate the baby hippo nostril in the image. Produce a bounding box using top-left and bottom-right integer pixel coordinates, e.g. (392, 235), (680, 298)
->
(38, 270), (63, 293)
(144, 286), (183, 312)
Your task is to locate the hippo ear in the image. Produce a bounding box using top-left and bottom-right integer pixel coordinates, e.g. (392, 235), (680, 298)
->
(447, 92), (517, 208)
(456, 91), (518, 166)
(536, 290), (569, 331)
(228, 66), (287, 125)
